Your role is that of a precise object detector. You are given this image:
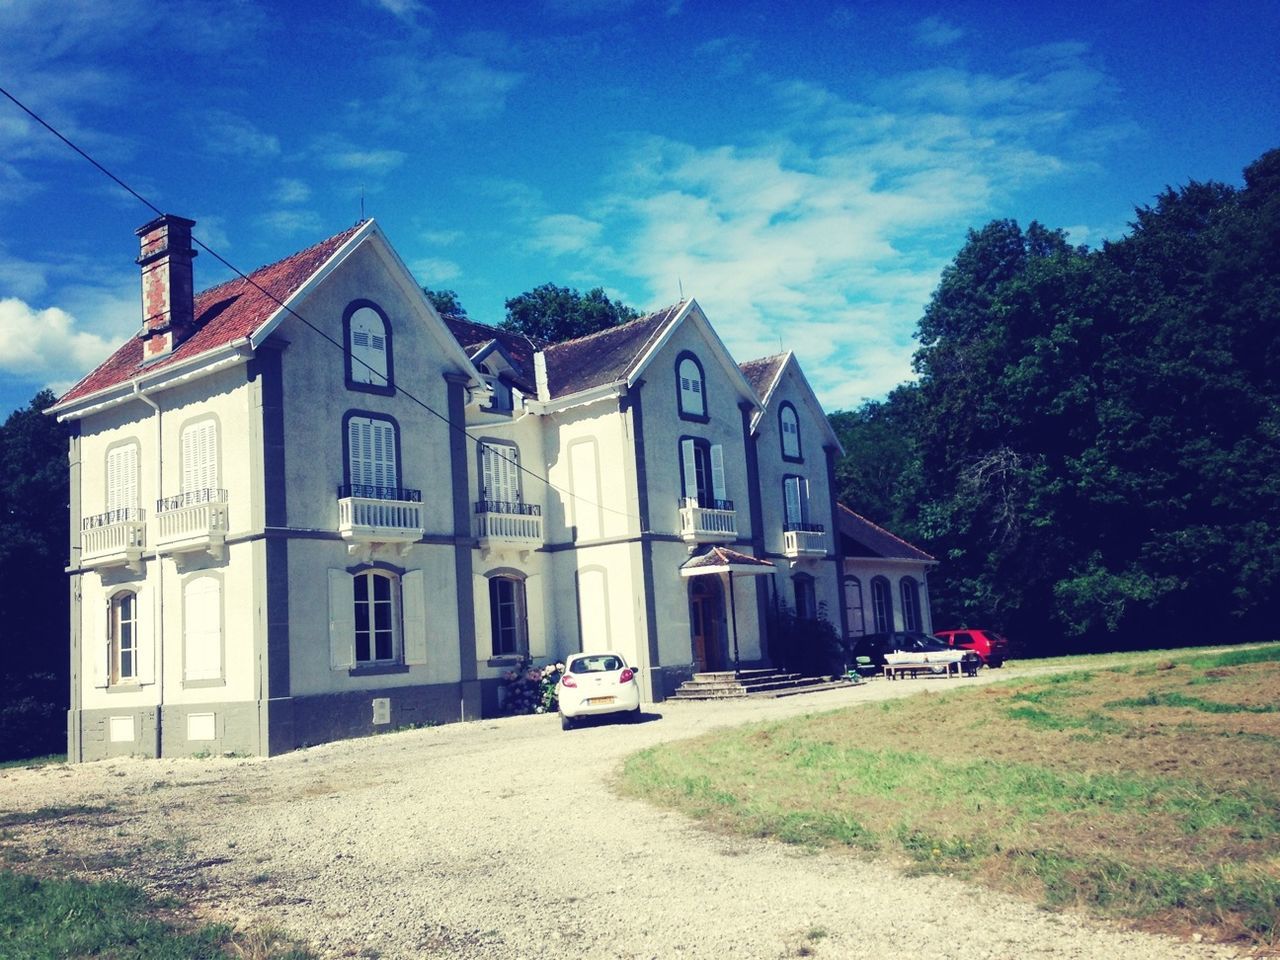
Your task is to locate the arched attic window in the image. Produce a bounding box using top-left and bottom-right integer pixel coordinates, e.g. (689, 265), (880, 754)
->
(676, 352), (707, 421)
(779, 402), (802, 461)
(345, 301), (393, 393)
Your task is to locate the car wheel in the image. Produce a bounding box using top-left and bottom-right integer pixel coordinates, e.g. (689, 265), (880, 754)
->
(560, 713), (574, 731)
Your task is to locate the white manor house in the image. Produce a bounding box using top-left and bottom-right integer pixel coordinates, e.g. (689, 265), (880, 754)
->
(49, 215), (935, 760)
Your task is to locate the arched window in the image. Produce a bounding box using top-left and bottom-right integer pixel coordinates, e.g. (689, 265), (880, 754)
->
(779, 402), (802, 461)
(870, 576), (893, 633)
(793, 573), (816, 621)
(843, 576), (865, 638)
(110, 591), (138, 684)
(489, 575), (528, 656)
(345, 301), (392, 392)
(900, 577), (922, 633)
(354, 569), (400, 663)
(180, 418), (218, 496)
(676, 353), (707, 420)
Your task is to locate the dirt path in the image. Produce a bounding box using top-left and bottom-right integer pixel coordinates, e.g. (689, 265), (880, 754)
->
(0, 670), (1247, 959)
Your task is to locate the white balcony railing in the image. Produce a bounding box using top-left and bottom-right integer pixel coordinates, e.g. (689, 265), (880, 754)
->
(783, 524), (827, 558)
(679, 497), (737, 543)
(81, 508), (146, 568)
(155, 488), (229, 556)
(337, 485), (424, 548)
(474, 500), (543, 549)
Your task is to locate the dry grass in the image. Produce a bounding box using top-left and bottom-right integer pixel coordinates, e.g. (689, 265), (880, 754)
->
(620, 644), (1280, 945)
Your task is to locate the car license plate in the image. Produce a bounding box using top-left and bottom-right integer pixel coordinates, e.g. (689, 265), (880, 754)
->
(586, 696), (616, 706)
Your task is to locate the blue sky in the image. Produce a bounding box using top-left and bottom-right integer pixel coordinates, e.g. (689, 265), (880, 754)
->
(1, 0), (1277, 417)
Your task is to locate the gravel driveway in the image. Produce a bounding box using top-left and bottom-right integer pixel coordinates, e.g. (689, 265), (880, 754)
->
(0, 670), (1246, 960)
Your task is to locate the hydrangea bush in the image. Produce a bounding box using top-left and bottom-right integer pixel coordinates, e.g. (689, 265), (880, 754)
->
(501, 657), (564, 714)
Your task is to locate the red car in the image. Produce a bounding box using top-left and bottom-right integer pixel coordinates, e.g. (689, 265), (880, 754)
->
(934, 629), (1009, 667)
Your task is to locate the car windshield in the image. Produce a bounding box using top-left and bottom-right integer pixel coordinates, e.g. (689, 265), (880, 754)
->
(902, 636), (949, 651)
(569, 655), (624, 674)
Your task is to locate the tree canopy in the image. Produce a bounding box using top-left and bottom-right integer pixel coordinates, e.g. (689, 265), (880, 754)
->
(422, 287), (468, 319)
(501, 283), (639, 343)
(831, 147), (1280, 655)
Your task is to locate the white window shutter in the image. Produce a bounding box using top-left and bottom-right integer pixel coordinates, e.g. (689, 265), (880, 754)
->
(183, 577), (222, 681)
(784, 477), (802, 526)
(710, 444), (727, 502)
(135, 592), (154, 686)
(680, 439), (697, 503)
(328, 569), (356, 670)
(480, 444), (495, 501)
(182, 421), (217, 493)
(92, 598), (109, 688)
(106, 446), (138, 513)
(402, 570), (427, 665)
(350, 308), (388, 386)
(502, 446), (520, 503)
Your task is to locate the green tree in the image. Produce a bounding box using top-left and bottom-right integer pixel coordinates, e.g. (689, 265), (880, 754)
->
(829, 384), (922, 531)
(0, 389), (70, 759)
(422, 287), (467, 319)
(501, 283), (639, 343)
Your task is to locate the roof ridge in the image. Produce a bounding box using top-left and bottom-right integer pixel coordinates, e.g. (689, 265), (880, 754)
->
(195, 219), (368, 301)
(544, 300), (685, 353)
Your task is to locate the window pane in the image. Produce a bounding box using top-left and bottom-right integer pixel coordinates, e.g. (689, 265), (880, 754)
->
(374, 574), (390, 601)
(355, 631), (371, 663)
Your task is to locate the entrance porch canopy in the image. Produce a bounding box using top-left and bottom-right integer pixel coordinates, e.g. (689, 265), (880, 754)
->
(679, 546), (775, 673)
(679, 545), (775, 578)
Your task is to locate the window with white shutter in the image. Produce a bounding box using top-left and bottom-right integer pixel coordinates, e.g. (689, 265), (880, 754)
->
(780, 403), (802, 460)
(480, 443), (521, 508)
(183, 575), (222, 682)
(181, 420), (218, 494)
(106, 444), (139, 515)
(783, 475), (809, 528)
(676, 354), (707, 419)
(347, 305), (390, 389)
(347, 416), (398, 498)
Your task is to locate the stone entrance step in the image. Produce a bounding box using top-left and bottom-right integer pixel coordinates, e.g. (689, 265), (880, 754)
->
(670, 669), (848, 701)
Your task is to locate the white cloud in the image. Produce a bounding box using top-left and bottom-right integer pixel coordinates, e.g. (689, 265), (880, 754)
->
(0, 297), (115, 389)
(200, 110), (281, 159)
(410, 257), (462, 284)
(368, 0), (426, 21)
(525, 45), (1123, 409)
(272, 178), (312, 205)
(914, 15), (966, 48)
(366, 52), (524, 127)
(260, 210), (323, 236)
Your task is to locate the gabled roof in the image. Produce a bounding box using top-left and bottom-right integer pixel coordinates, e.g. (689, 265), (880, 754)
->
(837, 503), (935, 563)
(53, 221), (368, 410)
(739, 353), (788, 401)
(538, 302), (684, 400)
(442, 316), (544, 389)
(739, 350), (842, 452)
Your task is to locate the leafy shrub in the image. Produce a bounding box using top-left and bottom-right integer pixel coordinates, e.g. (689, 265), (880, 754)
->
(500, 657), (563, 715)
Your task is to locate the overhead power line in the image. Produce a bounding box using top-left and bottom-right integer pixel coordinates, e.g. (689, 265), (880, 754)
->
(0, 83), (642, 526)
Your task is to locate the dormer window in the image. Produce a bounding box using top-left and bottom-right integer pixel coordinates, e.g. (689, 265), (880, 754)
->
(345, 300), (393, 394)
(779, 402), (802, 461)
(676, 352), (708, 421)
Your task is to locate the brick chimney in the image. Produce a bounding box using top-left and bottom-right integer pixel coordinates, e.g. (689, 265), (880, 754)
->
(136, 214), (198, 360)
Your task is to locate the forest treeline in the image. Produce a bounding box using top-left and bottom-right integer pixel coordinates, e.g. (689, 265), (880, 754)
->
(831, 147), (1280, 655)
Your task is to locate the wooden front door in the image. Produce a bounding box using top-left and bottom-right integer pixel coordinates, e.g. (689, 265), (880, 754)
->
(689, 577), (723, 672)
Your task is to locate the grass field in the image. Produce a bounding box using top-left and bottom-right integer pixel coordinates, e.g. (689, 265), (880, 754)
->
(619, 643), (1280, 945)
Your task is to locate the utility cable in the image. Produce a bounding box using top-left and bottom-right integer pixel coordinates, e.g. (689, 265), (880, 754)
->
(0, 82), (645, 525)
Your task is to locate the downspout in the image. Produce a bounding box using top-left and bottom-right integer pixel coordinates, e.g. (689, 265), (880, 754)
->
(135, 383), (164, 754)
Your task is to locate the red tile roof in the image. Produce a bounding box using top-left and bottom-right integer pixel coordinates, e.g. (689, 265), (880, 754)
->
(837, 503), (935, 562)
(55, 221), (367, 408)
(539, 301), (685, 399)
(441, 316), (545, 389)
(680, 545), (776, 573)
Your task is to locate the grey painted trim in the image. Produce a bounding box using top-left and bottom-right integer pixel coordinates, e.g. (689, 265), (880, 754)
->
(68, 427), (83, 761)
(824, 445), (849, 640)
(445, 373), (478, 681)
(257, 345), (291, 728)
(624, 381), (662, 693)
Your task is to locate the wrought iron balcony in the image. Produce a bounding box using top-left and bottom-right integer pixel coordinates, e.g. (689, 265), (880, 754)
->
(337, 483), (424, 550)
(473, 499), (543, 549)
(81, 507), (146, 569)
(156, 488), (228, 557)
(783, 521), (826, 558)
(679, 497), (737, 544)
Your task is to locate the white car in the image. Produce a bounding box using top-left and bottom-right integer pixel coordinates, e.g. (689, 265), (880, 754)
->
(557, 652), (642, 730)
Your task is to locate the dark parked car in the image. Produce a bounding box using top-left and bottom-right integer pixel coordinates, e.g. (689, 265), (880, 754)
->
(934, 629), (1009, 667)
(849, 631), (969, 670)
